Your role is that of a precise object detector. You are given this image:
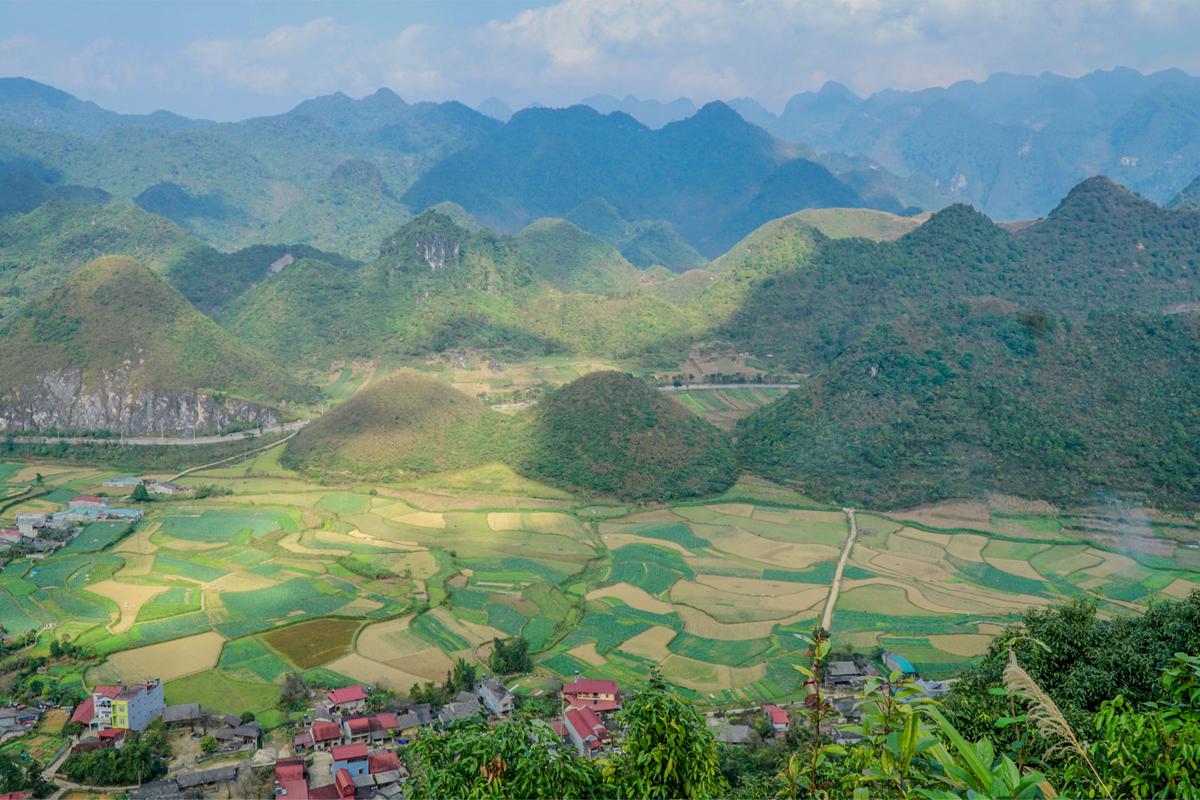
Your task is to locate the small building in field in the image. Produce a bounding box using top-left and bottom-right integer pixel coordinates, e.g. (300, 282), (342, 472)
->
(149, 481), (188, 496)
(477, 677), (514, 716)
(763, 704), (789, 734)
(162, 703), (202, 728)
(103, 476), (143, 489)
(561, 678), (620, 712)
(883, 652), (918, 678)
(438, 691), (481, 725)
(69, 497), (108, 514)
(826, 660), (866, 686)
(15, 514), (45, 537)
(708, 719), (752, 745)
(326, 685), (368, 714)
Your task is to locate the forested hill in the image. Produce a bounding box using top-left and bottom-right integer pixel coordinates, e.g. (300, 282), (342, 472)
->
(721, 177), (1200, 372)
(737, 303), (1200, 508)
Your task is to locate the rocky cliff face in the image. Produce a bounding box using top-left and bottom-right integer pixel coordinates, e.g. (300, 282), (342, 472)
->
(0, 366), (281, 435)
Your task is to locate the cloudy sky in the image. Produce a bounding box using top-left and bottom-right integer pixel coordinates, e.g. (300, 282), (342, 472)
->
(4, 0), (1200, 121)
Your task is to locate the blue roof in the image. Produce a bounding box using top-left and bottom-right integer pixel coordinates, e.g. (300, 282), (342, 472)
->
(885, 652), (917, 674)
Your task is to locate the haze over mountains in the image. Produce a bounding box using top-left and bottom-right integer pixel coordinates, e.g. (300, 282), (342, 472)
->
(2, 69), (1200, 508)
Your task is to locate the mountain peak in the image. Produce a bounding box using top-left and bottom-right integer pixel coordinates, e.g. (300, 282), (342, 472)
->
(1047, 175), (1158, 219)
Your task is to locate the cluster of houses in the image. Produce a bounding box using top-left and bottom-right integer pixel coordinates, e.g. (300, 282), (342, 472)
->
(0, 496), (143, 560)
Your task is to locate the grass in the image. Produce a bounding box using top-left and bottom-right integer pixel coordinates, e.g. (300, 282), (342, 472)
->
(61, 521), (133, 553)
(165, 669), (281, 717)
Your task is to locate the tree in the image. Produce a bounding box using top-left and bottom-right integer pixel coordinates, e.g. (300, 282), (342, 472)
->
(131, 483), (150, 502)
(606, 671), (727, 799)
(278, 672), (310, 711)
(239, 711), (256, 723)
(489, 637), (533, 675)
(449, 657), (478, 694)
(200, 736), (217, 755)
(407, 718), (600, 799)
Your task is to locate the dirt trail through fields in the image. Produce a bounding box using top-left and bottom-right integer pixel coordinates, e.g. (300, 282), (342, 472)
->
(821, 508), (857, 631)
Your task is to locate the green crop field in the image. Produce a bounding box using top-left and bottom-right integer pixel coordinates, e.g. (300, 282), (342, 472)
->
(1, 446), (1196, 721)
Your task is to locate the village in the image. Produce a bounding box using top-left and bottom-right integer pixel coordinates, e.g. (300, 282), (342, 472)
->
(0, 647), (949, 800)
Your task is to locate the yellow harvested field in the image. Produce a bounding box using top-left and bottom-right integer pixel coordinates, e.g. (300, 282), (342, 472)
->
(899, 527), (953, 547)
(104, 631), (224, 682)
(318, 529), (423, 551)
(618, 626), (677, 660)
(278, 532), (349, 557)
(567, 643), (608, 666)
(115, 553), (156, 578)
(393, 511), (446, 529)
(676, 606), (808, 639)
(378, 550), (439, 578)
(1162, 578), (1200, 600)
(697, 574), (824, 597)
(1082, 550), (1143, 579)
(928, 633), (996, 657)
(13, 465), (75, 482)
(894, 501), (995, 532)
(945, 534), (988, 562)
(204, 572), (279, 592)
(115, 523), (160, 555)
(985, 557), (1045, 581)
(867, 552), (956, 583)
(521, 512), (586, 537)
(85, 580), (169, 634)
(601, 532), (693, 559)
(671, 579), (826, 622)
(384, 488), (569, 512)
(586, 583), (675, 615)
(703, 528), (840, 568)
(752, 508), (846, 525)
(974, 622), (1010, 636)
(427, 607), (506, 646)
(337, 598), (385, 616)
(660, 655), (766, 692)
(326, 653), (435, 692)
(228, 493), (322, 507)
(887, 531), (951, 561)
(614, 509), (680, 525)
(706, 503), (755, 518)
(487, 512), (523, 531)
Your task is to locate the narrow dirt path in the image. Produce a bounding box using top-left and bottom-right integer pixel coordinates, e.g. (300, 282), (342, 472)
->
(820, 507), (857, 632)
(166, 430), (300, 483)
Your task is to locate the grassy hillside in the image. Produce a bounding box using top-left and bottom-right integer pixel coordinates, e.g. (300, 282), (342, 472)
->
(738, 304), (1200, 509)
(517, 371), (737, 501)
(0, 256), (314, 405)
(283, 371), (513, 479)
(514, 218), (645, 294)
(788, 207), (930, 240)
(0, 200), (203, 319)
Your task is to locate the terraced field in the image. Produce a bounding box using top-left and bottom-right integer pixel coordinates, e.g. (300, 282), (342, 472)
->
(1, 455), (1197, 723)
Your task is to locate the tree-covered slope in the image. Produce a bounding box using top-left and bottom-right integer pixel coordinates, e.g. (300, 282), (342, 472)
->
(283, 371), (512, 480)
(0, 256), (314, 405)
(517, 371), (737, 501)
(737, 304), (1200, 508)
(513, 218), (645, 294)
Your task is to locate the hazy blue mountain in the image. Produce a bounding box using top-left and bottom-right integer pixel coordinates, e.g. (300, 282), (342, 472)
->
(580, 93), (698, 128)
(402, 101), (899, 256)
(477, 97), (514, 122)
(0, 77), (213, 136)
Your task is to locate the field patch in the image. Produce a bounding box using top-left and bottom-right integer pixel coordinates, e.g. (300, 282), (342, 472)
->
(567, 642), (608, 666)
(262, 618), (360, 668)
(585, 583), (675, 615)
(928, 633), (995, 657)
(103, 630), (224, 682)
(84, 580), (169, 633)
(672, 578), (826, 623)
(617, 625), (678, 660)
(63, 522), (133, 553)
(156, 509), (288, 544)
(164, 669), (279, 717)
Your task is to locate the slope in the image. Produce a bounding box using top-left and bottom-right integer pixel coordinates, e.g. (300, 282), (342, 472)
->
(516, 371), (737, 501)
(282, 371), (513, 480)
(737, 303), (1200, 509)
(0, 256), (315, 433)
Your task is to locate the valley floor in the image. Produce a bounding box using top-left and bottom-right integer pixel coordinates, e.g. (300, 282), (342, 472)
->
(0, 451), (1196, 724)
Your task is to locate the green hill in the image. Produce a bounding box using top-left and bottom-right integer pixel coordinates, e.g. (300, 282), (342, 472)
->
(737, 304), (1200, 509)
(282, 371), (512, 480)
(788, 207), (930, 240)
(517, 371), (737, 501)
(514, 218), (645, 294)
(0, 256), (314, 410)
(1168, 174), (1200, 210)
(0, 199), (204, 320)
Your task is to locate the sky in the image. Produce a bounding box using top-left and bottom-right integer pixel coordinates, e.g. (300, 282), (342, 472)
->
(3, 0), (1200, 121)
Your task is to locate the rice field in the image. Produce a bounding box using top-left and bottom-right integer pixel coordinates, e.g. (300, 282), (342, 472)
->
(2, 449), (1197, 714)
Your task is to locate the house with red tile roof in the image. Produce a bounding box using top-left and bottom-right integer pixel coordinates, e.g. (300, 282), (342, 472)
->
(343, 715), (372, 743)
(562, 678), (621, 712)
(310, 720), (343, 749)
(763, 704), (789, 734)
(326, 685), (368, 713)
(563, 705), (610, 757)
(275, 757), (306, 785)
(368, 750), (400, 774)
(334, 768), (355, 799)
(331, 742), (369, 777)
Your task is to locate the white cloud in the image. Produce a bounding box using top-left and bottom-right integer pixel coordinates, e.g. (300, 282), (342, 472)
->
(6, 0), (1200, 119)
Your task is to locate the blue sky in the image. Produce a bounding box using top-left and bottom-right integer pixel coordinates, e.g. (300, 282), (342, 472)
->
(4, 0), (1200, 121)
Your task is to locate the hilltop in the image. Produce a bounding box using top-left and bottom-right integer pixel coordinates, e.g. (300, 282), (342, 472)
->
(283, 371), (512, 480)
(0, 257), (314, 433)
(517, 371), (737, 501)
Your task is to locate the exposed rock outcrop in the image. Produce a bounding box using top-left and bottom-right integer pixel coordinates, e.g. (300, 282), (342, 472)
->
(0, 366), (281, 435)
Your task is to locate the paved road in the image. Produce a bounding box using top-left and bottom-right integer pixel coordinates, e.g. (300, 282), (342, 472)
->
(821, 508), (858, 631)
(656, 383), (800, 392)
(8, 419), (309, 447)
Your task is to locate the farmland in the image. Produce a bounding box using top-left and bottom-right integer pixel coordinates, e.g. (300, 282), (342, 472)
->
(0, 453), (1197, 724)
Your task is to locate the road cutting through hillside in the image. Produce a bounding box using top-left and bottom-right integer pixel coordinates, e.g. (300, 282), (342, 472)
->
(820, 507), (857, 631)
